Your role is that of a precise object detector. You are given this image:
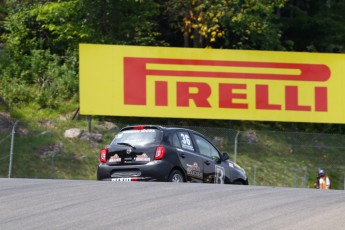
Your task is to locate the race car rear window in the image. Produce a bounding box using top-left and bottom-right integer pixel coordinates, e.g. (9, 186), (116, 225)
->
(110, 129), (163, 147)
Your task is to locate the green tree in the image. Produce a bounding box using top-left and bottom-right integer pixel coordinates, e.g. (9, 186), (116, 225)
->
(162, 0), (287, 49)
(77, 0), (166, 46)
(222, 0), (287, 50)
(280, 0), (345, 52)
(0, 0), (166, 108)
(0, 1), (79, 107)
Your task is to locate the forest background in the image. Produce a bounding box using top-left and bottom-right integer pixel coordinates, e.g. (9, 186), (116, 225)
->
(1, 0), (345, 186)
(1, 0), (345, 132)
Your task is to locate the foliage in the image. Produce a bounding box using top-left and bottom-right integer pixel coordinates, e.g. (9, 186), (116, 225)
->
(221, 0), (287, 50)
(280, 0), (345, 52)
(77, 0), (166, 46)
(0, 48), (78, 108)
(0, 0), (166, 110)
(163, 0), (287, 49)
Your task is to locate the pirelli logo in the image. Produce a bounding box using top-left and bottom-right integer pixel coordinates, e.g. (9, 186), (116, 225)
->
(79, 44), (345, 123)
(124, 57), (330, 112)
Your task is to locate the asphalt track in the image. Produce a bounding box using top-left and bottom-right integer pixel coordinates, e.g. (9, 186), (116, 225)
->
(1, 178), (345, 230)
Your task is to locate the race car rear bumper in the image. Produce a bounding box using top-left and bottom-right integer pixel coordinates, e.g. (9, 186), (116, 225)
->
(97, 160), (173, 182)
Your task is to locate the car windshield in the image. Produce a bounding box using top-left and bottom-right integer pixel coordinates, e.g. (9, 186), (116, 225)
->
(110, 129), (162, 147)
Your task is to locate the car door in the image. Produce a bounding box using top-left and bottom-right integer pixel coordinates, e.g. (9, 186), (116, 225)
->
(172, 131), (204, 183)
(192, 133), (230, 184)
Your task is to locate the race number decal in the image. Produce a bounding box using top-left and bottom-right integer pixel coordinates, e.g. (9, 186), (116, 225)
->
(214, 165), (225, 184)
(178, 132), (194, 151)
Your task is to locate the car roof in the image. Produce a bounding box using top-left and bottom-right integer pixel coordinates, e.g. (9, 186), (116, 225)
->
(120, 124), (200, 134)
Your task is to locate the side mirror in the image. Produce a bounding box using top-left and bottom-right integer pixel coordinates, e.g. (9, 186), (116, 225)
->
(221, 152), (229, 161)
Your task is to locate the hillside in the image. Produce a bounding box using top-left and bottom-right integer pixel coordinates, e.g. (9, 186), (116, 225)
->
(1, 107), (345, 190)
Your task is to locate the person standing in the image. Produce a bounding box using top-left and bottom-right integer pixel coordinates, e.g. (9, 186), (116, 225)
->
(314, 169), (331, 189)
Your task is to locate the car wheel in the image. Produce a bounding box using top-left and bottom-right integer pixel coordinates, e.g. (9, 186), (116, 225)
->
(168, 170), (184, 183)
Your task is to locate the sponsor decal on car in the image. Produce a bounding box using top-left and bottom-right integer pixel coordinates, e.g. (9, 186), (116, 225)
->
(187, 162), (203, 179)
(179, 132), (194, 151)
(109, 154), (121, 162)
(214, 165), (225, 184)
(135, 153), (151, 162)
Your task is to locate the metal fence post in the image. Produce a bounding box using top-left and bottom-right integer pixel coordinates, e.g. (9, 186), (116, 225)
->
(88, 116), (92, 133)
(234, 131), (240, 163)
(253, 164), (257, 186)
(8, 120), (19, 178)
(303, 168), (308, 188)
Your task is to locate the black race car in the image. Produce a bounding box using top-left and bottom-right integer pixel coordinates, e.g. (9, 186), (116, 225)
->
(97, 125), (248, 185)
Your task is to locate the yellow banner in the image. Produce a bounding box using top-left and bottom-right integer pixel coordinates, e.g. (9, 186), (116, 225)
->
(79, 44), (345, 123)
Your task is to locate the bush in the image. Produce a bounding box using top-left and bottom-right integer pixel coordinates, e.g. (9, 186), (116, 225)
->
(0, 48), (78, 109)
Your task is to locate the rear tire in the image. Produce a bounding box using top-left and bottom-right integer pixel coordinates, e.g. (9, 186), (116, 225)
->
(233, 180), (245, 185)
(168, 170), (184, 183)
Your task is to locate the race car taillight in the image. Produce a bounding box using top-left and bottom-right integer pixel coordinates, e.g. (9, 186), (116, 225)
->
(100, 148), (108, 163)
(154, 146), (166, 160)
